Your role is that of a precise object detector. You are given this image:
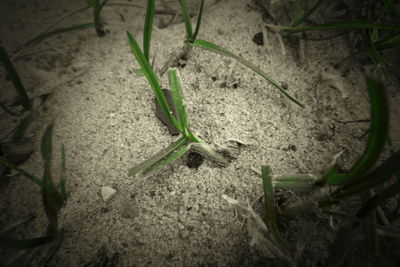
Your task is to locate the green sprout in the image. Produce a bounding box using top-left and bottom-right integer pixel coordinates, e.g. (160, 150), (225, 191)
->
(127, 32), (228, 178)
(86, 0), (109, 37)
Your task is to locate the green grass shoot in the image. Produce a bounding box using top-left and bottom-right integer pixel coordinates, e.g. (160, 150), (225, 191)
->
(86, 0), (109, 37)
(143, 0), (155, 61)
(127, 31), (228, 177)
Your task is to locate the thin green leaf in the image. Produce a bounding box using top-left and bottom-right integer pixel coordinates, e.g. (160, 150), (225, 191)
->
(128, 136), (188, 177)
(273, 175), (319, 191)
(143, 0), (155, 61)
(189, 39), (305, 108)
(127, 32), (183, 133)
(0, 45), (31, 111)
(282, 20), (400, 35)
(60, 144), (67, 200)
(168, 68), (189, 132)
(341, 77), (388, 185)
(374, 32), (400, 50)
(190, 0), (205, 43)
(190, 142), (229, 166)
(22, 22), (94, 48)
(40, 124), (63, 236)
(262, 166), (292, 254)
(178, 0), (193, 41)
(12, 113), (32, 142)
(0, 235), (54, 250)
(41, 124), (54, 163)
(290, 0), (326, 27)
(0, 156), (42, 186)
(141, 142), (190, 178)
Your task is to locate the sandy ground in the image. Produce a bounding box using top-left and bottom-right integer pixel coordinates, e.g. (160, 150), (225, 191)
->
(1, 0), (400, 266)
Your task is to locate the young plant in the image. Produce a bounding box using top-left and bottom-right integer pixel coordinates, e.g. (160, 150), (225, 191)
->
(86, 0), (109, 37)
(177, 0), (304, 108)
(0, 123), (67, 252)
(126, 32), (228, 178)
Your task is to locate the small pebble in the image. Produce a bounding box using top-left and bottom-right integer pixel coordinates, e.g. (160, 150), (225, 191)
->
(101, 186), (116, 202)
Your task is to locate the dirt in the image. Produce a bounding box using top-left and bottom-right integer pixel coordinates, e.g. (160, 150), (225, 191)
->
(1, 0), (399, 266)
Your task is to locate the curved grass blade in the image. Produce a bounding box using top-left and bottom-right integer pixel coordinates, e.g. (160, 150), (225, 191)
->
(128, 136), (187, 177)
(0, 156), (42, 186)
(143, 0), (155, 61)
(0, 44), (31, 111)
(22, 22), (94, 48)
(0, 235), (54, 250)
(178, 0), (193, 41)
(328, 77), (388, 185)
(282, 21), (400, 35)
(262, 166), (292, 254)
(190, 0), (205, 43)
(290, 0), (326, 27)
(127, 32), (183, 133)
(189, 39), (304, 108)
(168, 68), (189, 134)
(41, 124), (64, 236)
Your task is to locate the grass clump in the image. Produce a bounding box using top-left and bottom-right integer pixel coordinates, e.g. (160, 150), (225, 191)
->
(127, 32), (228, 178)
(0, 123), (66, 262)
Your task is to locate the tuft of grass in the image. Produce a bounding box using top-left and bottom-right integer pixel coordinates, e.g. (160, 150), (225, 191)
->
(127, 31), (228, 178)
(0, 123), (67, 249)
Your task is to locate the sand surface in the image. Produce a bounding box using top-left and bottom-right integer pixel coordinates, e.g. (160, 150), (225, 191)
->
(1, 0), (399, 266)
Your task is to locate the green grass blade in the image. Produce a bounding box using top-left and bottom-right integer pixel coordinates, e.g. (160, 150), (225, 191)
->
(325, 150), (400, 204)
(143, 0), (155, 61)
(128, 136), (187, 177)
(60, 144), (67, 200)
(190, 0), (205, 43)
(273, 175), (319, 191)
(290, 0), (326, 27)
(0, 156), (42, 186)
(127, 32), (183, 133)
(93, 0), (109, 37)
(141, 142), (190, 178)
(0, 44), (31, 111)
(178, 0), (193, 41)
(168, 68), (189, 132)
(262, 166), (291, 254)
(189, 39), (304, 108)
(22, 22), (94, 48)
(40, 124), (64, 236)
(374, 33), (400, 50)
(282, 20), (400, 34)
(190, 142), (229, 166)
(41, 124), (54, 162)
(342, 77), (388, 185)
(0, 235), (54, 250)
(12, 114), (32, 142)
